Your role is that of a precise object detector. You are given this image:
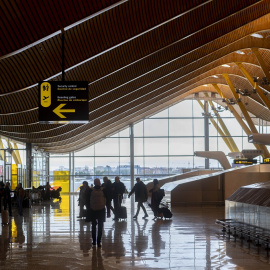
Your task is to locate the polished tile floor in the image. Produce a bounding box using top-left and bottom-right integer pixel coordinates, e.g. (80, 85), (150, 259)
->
(1, 194), (270, 269)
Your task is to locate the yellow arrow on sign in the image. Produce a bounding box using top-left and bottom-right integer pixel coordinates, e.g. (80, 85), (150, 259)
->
(53, 104), (75, 118)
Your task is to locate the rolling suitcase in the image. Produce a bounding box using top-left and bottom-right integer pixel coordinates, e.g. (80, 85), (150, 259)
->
(160, 207), (173, 219)
(1, 209), (9, 224)
(117, 206), (127, 220)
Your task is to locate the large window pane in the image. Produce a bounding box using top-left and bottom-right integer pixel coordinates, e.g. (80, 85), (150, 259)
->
(144, 157), (168, 174)
(169, 100), (192, 117)
(209, 118), (218, 136)
(120, 138), (130, 156)
(134, 121), (143, 136)
(134, 157), (144, 175)
(95, 157), (119, 175)
(217, 137), (231, 153)
(169, 138), (193, 155)
(194, 156), (206, 168)
(75, 146), (94, 156)
(144, 119), (168, 136)
(150, 109), (168, 118)
(50, 156), (69, 171)
(134, 138), (144, 156)
(193, 100), (204, 117)
(169, 119), (192, 136)
(95, 138), (119, 156)
(119, 128), (129, 137)
(193, 119), (204, 136)
(209, 159), (220, 168)
(209, 137), (217, 151)
(169, 156), (193, 172)
(194, 138), (206, 152)
(74, 157), (94, 175)
(145, 138), (168, 155)
(220, 118), (243, 136)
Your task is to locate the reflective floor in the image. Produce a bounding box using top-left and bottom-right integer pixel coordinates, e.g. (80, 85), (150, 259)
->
(1, 194), (270, 269)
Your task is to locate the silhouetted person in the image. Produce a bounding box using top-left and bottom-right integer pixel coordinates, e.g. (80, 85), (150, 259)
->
(78, 181), (90, 218)
(149, 179), (162, 219)
(102, 176), (114, 218)
(14, 183), (25, 216)
(44, 181), (51, 200)
(4, 182), (12, 216)
(90, 178), (107, 247)
(0, 181), (5, 213)
(128, 177), (148, 219)
(111, 176), (125, 220)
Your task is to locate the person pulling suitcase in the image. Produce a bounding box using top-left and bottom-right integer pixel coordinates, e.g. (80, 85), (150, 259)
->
(128, 177), (148, 219)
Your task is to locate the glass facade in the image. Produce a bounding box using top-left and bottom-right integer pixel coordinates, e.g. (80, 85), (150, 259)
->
(45, 99), (270, 192)
(0, 137), (27, 189)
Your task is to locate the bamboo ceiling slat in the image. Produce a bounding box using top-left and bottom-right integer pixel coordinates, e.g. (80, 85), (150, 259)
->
(1, 0), (270, 152)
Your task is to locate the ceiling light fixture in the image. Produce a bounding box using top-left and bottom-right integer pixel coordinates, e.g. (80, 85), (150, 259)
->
(222, 64), (230, 67)
(212, 75), (218, 78)
(235, 50), (245, 55)
(250, 33), (263, 38)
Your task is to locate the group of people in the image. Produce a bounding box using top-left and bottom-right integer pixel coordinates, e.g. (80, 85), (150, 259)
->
(0, 181), (25, 217)
(78, 176), (164, 247)
(78, 176), (126, 247)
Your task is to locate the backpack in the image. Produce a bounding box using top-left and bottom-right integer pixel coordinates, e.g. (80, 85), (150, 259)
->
(90, 187), (106, 211)
(157, 189), (165, 201)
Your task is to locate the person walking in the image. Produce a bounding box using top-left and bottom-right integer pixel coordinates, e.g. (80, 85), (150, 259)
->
(78, 181), (91, 219)
(101, 176), (114, 218)
(4, 182), (12, 216)
(0, 181), (5, 213)
(111, 176), (125, 220)
(128, 177), (148, 219)
(89, 178), (107, 247)
(15, 183), (25, 216)
(149, 179), (162, 219)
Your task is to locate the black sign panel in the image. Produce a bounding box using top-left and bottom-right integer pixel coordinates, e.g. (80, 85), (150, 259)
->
(39, 81), (89, 123)
(233, 159), (257, 165)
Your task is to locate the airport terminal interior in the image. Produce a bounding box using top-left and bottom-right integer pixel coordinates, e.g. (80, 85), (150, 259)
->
(2, 0), (270, 269)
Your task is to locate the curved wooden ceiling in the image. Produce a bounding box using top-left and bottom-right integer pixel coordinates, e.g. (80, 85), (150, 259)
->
(1, 0), (270, 153)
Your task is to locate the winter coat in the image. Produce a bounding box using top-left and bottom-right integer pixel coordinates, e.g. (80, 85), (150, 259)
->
(129, 181), (148, 203)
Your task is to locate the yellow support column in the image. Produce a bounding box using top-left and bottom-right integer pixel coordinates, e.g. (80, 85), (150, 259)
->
(197, 100), (234, 152)
(7, 141), (19, 165)
(204, 93), (239, 152)
(0, 139), (4, 161)
(235, 62), (270, 110)
(221, 76), (270, 158)
(212, 84), (268, 156)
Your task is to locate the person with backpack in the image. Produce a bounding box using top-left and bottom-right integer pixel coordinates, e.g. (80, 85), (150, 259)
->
(89, 178), (107, 247)
(128, 177), (148, 219)
(149, 179), (163, 219)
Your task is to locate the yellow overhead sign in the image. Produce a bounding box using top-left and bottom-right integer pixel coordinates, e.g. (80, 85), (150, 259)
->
(39, 81), (89, 123)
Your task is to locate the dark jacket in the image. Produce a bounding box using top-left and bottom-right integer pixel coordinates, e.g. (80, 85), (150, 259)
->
(79, 185), (91, 207)
(111, 181), (125, 199)
(101, 179), (113, 201)
(129, 181), (148, 203)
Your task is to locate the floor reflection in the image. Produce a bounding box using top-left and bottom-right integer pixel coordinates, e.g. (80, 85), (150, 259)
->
(0, 194), (269, 269)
